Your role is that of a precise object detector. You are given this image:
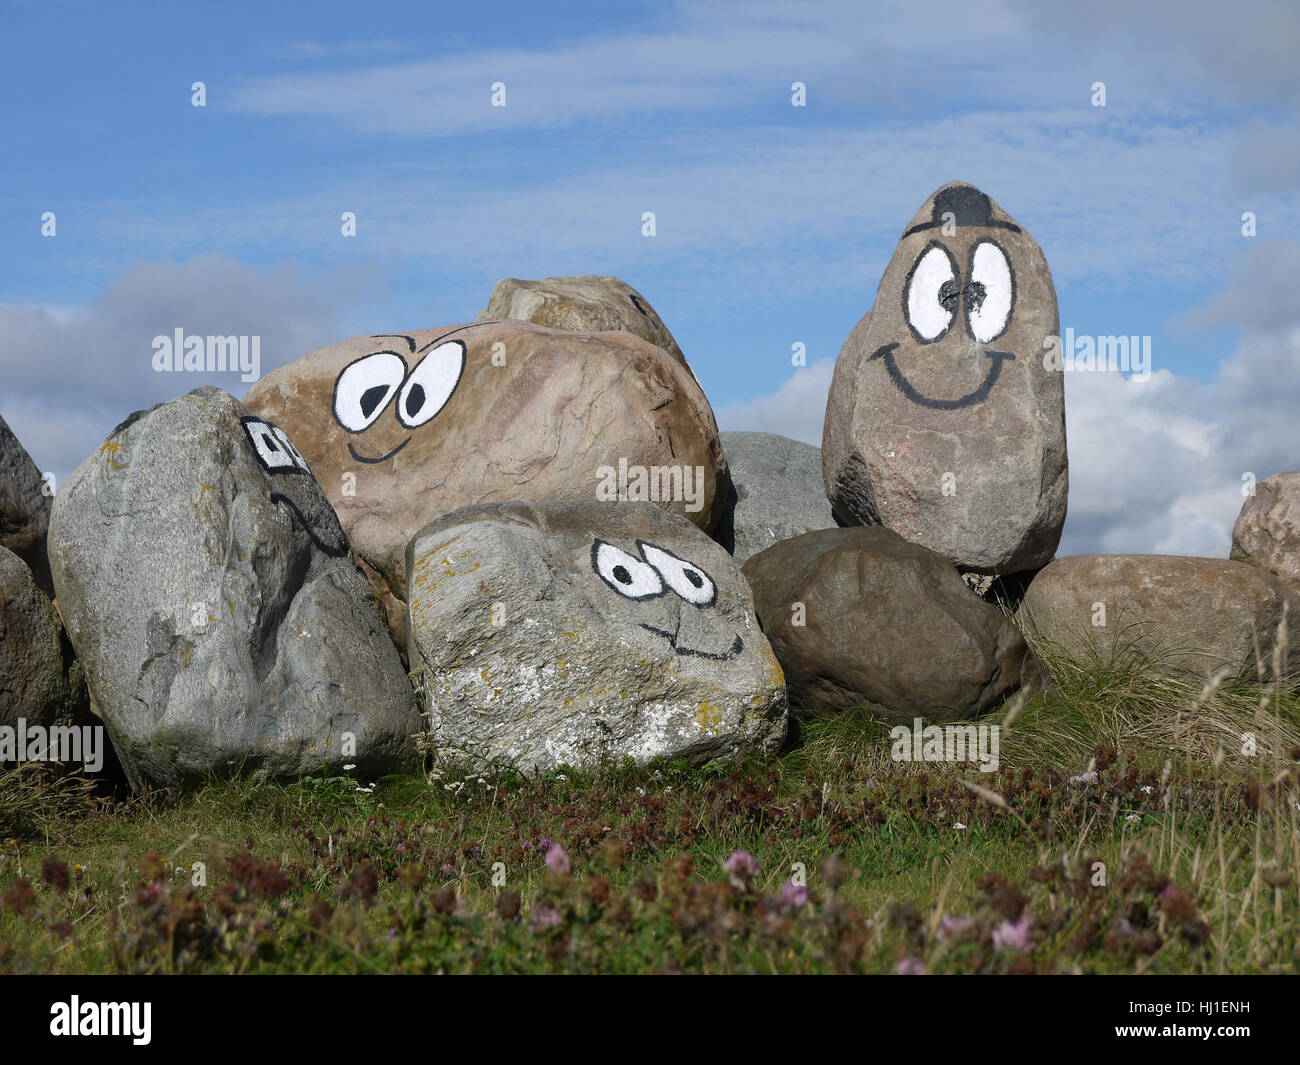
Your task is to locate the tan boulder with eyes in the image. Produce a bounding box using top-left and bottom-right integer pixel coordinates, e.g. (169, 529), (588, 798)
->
(822, 181), (1067, 574)
(244, 321), (730, 639)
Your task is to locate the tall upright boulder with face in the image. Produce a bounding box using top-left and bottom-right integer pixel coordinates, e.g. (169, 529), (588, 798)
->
(823, 182), (1067, 574)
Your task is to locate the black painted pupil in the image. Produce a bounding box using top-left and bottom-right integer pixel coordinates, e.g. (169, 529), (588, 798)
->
(939, 280), (960, 313)
(405, 383), (426, 415)
(964, 281), (987, 314)
(612, 565), (631, 584)
(360, 385), (389, 419)
(685, 569), (703, 588)
(263, 432), (280, 451)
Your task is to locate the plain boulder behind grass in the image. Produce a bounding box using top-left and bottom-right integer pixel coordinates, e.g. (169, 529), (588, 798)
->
(1017, 555), (1300, 681)
(48, 387), (420, 790)
(478, 274), (690, 371)
(406, 500), (787, 774)
(717, 432), (837, 565)
(0, 413), (54, 597)
(741, 526), (1041, 722)
(0, 545), (86, 730)
(1231, 472), (1300, 588)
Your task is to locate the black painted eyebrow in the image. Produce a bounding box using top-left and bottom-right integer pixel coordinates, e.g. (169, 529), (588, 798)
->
(370, 334), (417, 352)
(416, 320), (505, 354)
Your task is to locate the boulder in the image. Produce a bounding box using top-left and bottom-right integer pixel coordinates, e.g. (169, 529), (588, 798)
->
(406, 500), (787, 773)
(822, 181), (1067, 574)
(0, 545), (85, 730)
(1231, 472), (1300, 587)
(717, 431), (837, 564)
(742, 526), (1040, 721)
(1017, 554), (1300, 680)
(0, 414), (54, 597)
(48, 387), (420, 789)
(245, 321), (730, 641)
(478, 274), (689, 370)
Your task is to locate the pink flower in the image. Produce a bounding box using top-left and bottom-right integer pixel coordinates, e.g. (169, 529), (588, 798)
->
(724, 850), (759, 890)
(936, 914), (974, 942)
(545, 843), (570, 875)
(529, 902), (562, 931)
(779, 880), (808, 909)
(1068, 769), (1098, 784)
(896, 957), (927, 975)
(992, 916), (1034, 953)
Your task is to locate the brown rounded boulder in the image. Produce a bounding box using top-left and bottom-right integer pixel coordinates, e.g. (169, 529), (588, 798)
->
(741, 526), (1040, 721)
(245, 320), (729, 632)
(1017, 554), (1300, 680)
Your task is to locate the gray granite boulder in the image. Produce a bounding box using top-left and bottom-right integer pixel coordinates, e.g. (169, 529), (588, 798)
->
(0, 414), (54, 597)
(717, 432), (837, 564)
(406, 499), (787, 773)
(48, 387), (420, 789)
(1231, 472), (1300, 588)
(823, 181), (1067, 574)
(0, 545), (86, 731)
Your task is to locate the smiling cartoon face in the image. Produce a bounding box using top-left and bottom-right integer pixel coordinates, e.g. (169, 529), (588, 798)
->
(331, 333), (468, 464)
(866, 183), (1047, 411)
(244, 320), (729, 620)
(821, 181), (1066, 573)
(589, 538), (743, 660)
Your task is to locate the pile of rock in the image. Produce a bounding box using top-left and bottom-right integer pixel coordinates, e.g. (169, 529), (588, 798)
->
(6, 204), (1292, 788)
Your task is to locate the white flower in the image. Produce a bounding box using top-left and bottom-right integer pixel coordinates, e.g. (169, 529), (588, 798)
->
(343, 763), (356, 771)
(953, 822), (967, 830)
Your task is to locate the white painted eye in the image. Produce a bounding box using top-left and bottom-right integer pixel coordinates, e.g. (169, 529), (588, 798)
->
(397, 340), (465, 429)
(903, 243), (958, 343)
(243, 417), (301, 471)
(639, 542), (716, 607)
(333, 351), (407, 433)
(592, 540), (664, 600)
(966, 240), (1014, 344)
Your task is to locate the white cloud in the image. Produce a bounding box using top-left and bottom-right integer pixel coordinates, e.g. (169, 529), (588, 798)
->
(0, 256), (374, 479)
(714, 358), (835, 446)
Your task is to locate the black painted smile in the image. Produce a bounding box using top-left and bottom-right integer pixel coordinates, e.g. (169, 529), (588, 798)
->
(640, 624), (743, 661)
(871, 343), (1015, 411)
(268, 493), (348, 558)
(348, 438), (412, 464)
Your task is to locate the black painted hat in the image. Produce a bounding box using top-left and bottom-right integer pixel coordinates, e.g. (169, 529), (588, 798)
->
(903, 184), (1021, 237)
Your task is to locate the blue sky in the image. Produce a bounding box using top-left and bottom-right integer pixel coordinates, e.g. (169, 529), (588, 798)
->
(2, 0), (1298, 556)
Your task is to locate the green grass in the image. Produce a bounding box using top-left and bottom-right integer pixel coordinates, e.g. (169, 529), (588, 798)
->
(2, 622), (1299, 974)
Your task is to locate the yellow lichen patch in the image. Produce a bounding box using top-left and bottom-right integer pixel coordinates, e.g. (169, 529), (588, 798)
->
(695, 698), (724, 734)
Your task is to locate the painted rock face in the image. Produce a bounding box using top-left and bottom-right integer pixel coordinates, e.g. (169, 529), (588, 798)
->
(405, 500), (787, 773)
(47, 387), (420, 790)
(245, 321), (729, 635)
(822, 181), (1067, 574)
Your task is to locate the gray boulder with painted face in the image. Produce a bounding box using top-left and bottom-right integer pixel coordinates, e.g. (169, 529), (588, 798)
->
(478, 274), (689, 371)
(823, 181), (1067, 574)
(0, 414), (54, 597)
(0, 545), (86, 730)
(406, 500), (787, 773)
(48, 387), (420, 790)
(717, 432), (837, 565)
